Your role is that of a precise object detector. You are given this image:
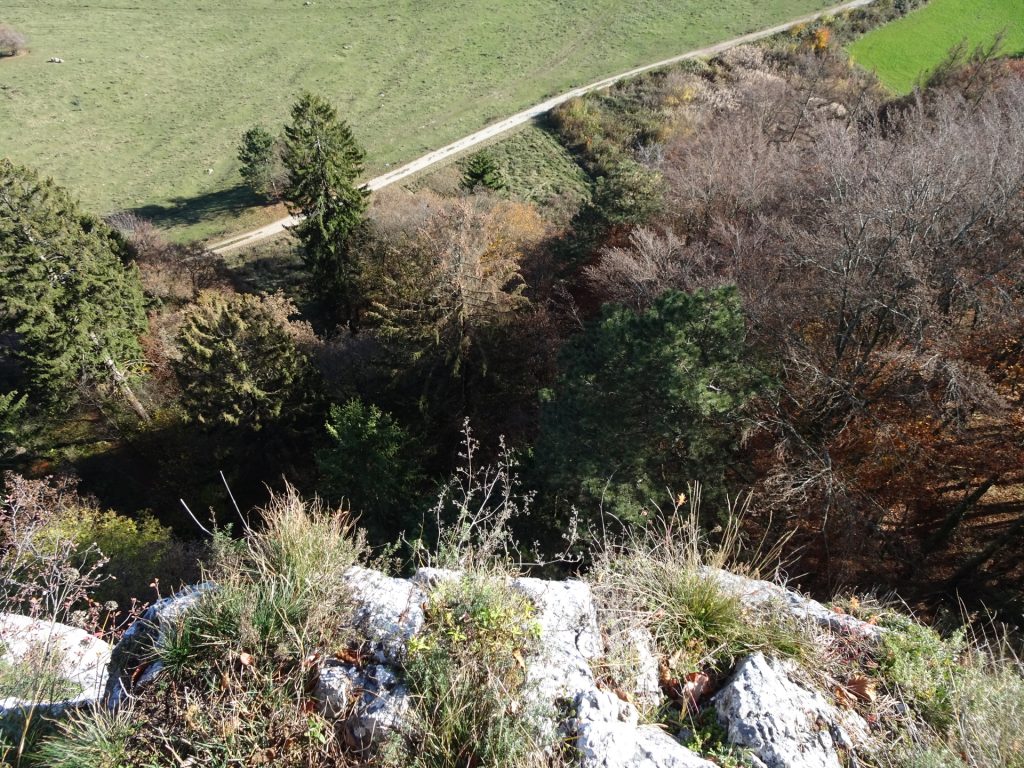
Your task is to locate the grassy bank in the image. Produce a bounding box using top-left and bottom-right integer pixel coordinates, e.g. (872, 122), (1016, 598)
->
(847, 0), (1024, 92)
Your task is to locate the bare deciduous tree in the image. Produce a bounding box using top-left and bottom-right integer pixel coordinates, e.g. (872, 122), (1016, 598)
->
(629, 53), (1024, 594)
(584, 227), (723, 310)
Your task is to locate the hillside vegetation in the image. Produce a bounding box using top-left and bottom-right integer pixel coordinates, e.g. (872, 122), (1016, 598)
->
(0, 0), (840, 240)
(847, 0), (1024, 92)
(3, 4), (1024, 765)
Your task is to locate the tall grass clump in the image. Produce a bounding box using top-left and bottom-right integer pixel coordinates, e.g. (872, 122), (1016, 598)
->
(39, 484), (365, 768)
(589, 486), (813, 684)
(177, 482), (365, 662)
(33, 708), (136, 768)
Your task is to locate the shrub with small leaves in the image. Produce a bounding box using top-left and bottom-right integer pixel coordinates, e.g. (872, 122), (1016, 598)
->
(390, 573), (551, 768)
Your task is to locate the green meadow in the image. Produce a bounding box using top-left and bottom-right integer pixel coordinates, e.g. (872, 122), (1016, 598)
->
(847, 0), (1024, 93)
(1, 0), (835, 240)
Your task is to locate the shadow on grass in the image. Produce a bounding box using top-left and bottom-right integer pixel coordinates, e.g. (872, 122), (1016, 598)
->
(130, 184), (264, 234)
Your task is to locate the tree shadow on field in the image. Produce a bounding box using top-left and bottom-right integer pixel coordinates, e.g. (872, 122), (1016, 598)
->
(129, 184), (263, 232)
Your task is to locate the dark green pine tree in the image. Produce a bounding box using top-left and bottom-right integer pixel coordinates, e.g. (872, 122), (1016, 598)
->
(0, 160), (149, 417)
(461, 151), (504, 192)
(281, 92), (369, 329)
(535, 287), (769, 528)
(237, 125), (279, 200)
(316, 398), (428, 540)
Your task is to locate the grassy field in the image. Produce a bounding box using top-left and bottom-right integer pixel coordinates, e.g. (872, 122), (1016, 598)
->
(847, 0), (1024, 93)
(0, 0), (836, 241)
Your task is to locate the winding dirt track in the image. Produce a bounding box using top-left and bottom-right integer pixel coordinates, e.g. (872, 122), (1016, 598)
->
(210, 0), (873, 254)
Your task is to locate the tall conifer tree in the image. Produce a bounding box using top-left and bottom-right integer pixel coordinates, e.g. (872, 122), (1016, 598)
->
(281, 92), (369, 329)
(0, 160), (148, 417)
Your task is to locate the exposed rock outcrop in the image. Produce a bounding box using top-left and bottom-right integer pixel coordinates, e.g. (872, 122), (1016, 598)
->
(511, 575), (604, 704)
(714, 653), (869, 768)
(701, 567), (884, 643)
(343, 566), (426, 664)
(574, 689), (716, 768)
(104, 567), (876, 767)
(0, 613), (110, 720)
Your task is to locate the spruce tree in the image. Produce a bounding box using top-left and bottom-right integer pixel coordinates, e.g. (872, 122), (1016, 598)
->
(281, 92), (369, 328)
(0, 160), (149, 415)
(461, 151), (504, 192)
(174, 291), (316, 433)
(237, 125), (280, 200)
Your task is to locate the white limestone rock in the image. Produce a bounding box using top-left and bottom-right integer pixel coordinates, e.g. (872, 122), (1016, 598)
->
(512, 577), (603, 705)
(0, 614), (110, 720)
(623, 626), (662, 710)
(315, 661), (409, 754)
(574, 689), (716, 768)
(700, 568), (883, 643)
(343, 566), (426, 664)
(713, 653), (868, 768)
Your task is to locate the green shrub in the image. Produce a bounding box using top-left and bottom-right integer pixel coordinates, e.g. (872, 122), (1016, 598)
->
(536, 288), (769, 531)
(588, 159), (664, 228)
(0, 391), (26, 458)
(388, 573), (551, 768)
(676, 707), (746, 768)
(2, 472), (197, 613)
(878, 613), (966, 729)
(37, 506), (196, 610)
(860, 606), (1024, 768)
(461, 150), (505, 192)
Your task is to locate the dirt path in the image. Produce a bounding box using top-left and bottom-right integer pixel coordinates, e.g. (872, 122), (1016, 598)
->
(210, 0), (874, 254)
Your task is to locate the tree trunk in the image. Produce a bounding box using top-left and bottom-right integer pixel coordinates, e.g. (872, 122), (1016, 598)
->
(104, 356), (151, 423)
(923, 474), (999, 553)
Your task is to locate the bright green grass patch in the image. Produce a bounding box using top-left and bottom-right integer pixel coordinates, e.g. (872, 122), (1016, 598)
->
(0, 0), (837, 240)
(847, 0), (1024, 93)
(480, 123), (592, 212)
